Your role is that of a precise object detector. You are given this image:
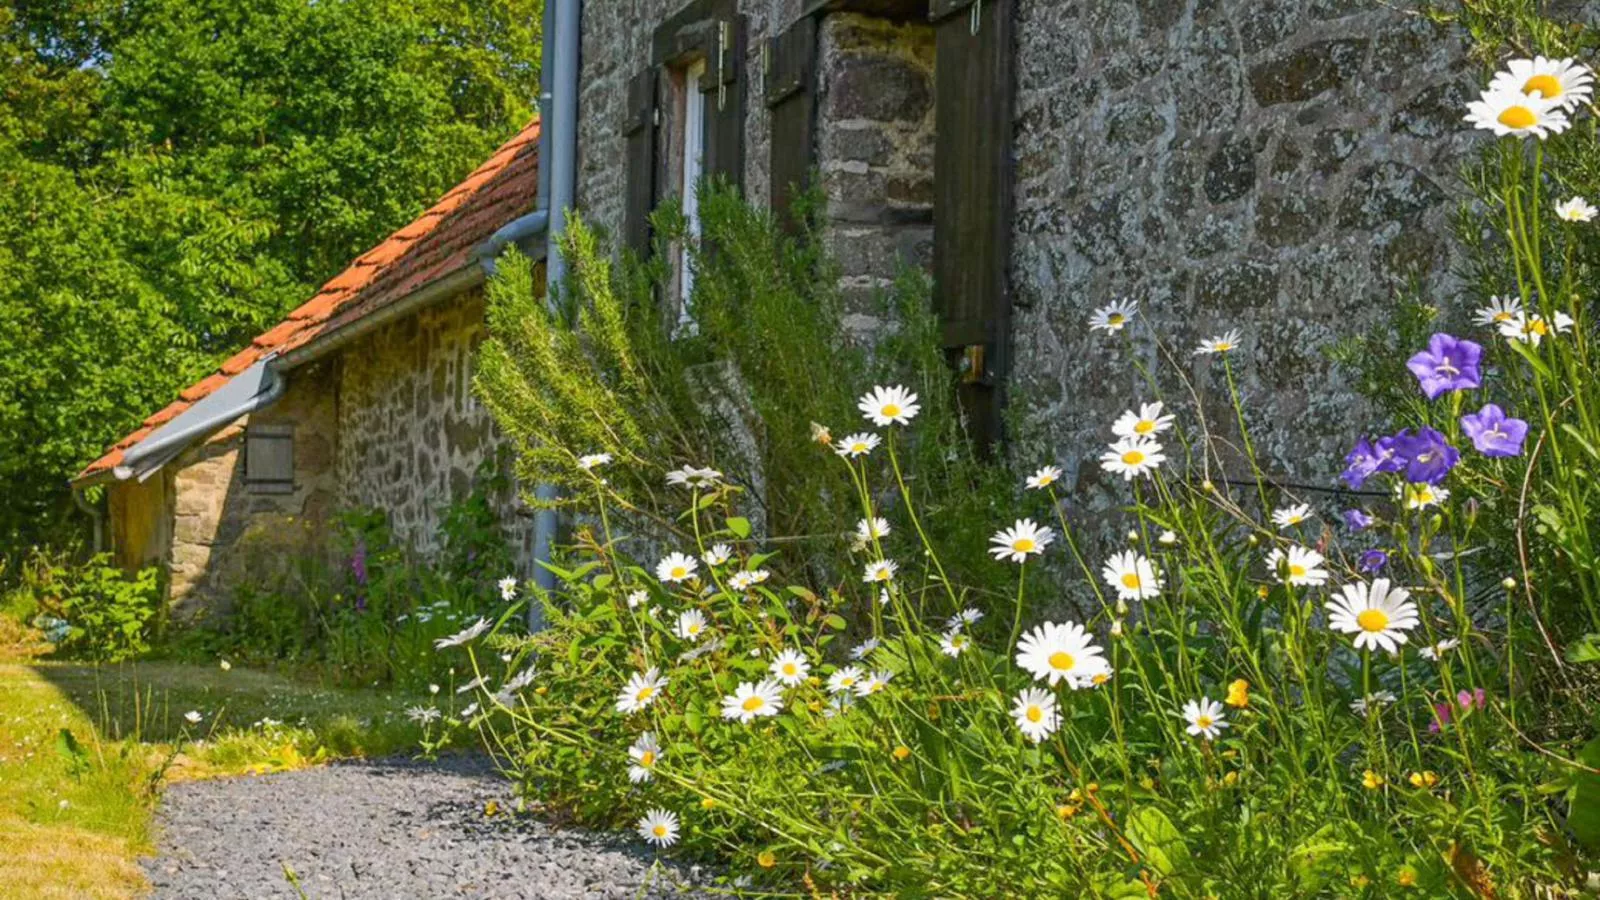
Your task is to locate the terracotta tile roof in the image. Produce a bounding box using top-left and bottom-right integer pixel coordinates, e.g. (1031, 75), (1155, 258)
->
(77, 119), (541, 482)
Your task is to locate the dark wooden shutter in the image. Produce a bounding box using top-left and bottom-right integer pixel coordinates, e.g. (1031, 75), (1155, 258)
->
(765, 16), (818, 233)
(700, 14), (747, 189)
(623, 67), (659, 257)
(931, 0), (1016, 455)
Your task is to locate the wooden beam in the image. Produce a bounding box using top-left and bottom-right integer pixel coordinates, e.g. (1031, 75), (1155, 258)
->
(801, 0), (930, 22)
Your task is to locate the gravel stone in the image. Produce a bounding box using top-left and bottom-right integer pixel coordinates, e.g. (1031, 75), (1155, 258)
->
(143, 756), (709, 899)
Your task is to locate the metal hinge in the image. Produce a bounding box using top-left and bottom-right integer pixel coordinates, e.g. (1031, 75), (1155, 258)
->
(958, 344), (986, 384)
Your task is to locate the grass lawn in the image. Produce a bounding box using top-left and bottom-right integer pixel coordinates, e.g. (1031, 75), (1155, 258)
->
(0, 643), (423, 899)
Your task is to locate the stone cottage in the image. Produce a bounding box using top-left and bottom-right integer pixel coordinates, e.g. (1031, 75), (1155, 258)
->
(80, 0), (1530, 603)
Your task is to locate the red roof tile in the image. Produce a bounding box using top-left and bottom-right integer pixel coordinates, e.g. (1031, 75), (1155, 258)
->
(77, 119), (542, 482)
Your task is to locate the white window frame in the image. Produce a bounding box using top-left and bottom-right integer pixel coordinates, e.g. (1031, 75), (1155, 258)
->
(677, 58), (707, 332)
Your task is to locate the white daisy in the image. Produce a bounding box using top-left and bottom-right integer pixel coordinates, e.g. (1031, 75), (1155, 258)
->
(1499, 311), (1574, 345)
(862, 559), (898, 583)
(1011, 687), (1060, 743)
(769, 649), (811, 686)
(826, 665), (864, 694)
(1111, 402), (1174, 440)
(615, 668), (669, 714)
(703, 543), (732, 566)
(666, 466), (724, 488)
(988, 518), (1055, 563)
(656, 552), (699, 584)
(1265, 545), (1329, 586)
(627, 732), (662, 783)
(1398, 482), (1450, 510)
(858, 385), (921, 427)
(727, 569), (767, 592)
(1556, 196), (1598, 222)
(1157, 530), (1178, 545)
(1326, 578), (1421, 654)
(434, 617), (491, 648)
(1350, 690), (1397, 716)
(855, 517), (891, 544)
(849, 638), (879, 661)
(853, 670), (894, 697)
(1101, 550), (1162, 601)
(835, 432), (882, 458)
(636, 808), (679, 847)
(1182, 697), (1228, 740)
(1271, 503), (1314, 527)
(1015, 621), (1110, 688)
(1099, 437), (1166, 480)
(1488, 56), (1593, 111)
(405, 705), (441, 725)
(1025, 465), (1063, 490)
(721, 679), (786, 723)
(938, 630), (972, 657)
(1473, 295), (1524, 327)
(675, 609), (709, 641)
(1194, 329), (1243, 355)
(1465, 86), (1569, 139)
(577, 452), (612, 470)
(1088, 298), (1138, 333)
(626, 589), (647, 609)
(1420, 637), (1461, 661)
(184, 710), (203, 724)
(497, 576), (518, 601)
(946, 608), (984, 630)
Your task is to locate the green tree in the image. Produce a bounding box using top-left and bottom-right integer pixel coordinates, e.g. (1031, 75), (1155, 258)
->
(0, 0), (542, 558)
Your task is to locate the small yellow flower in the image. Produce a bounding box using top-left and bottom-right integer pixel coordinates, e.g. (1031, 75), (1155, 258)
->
(810, 422), (832, 445)
(1068, 788), (1084, 803)
(1087, 782), (1100, 793)
(1055, 804), (1080, 820)
(1397, 866), (1418, 888)
(1409, 770), (1439, 789)
(757, 850), (777, 869)
(1222, 771), (1239, 787)
(535, 685), (548, 695)
(1224, 678), (1250, 708)
(700, 797), (717, 810)
(1256, 584), (1270, 599)
(892, 745), (911, 761)
(1362, 769), (1385, 790)
(484, 799), (500, 817)
(1351, 874), (1371, 889)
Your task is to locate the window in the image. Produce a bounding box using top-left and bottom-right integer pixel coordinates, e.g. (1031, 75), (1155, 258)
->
(677, 58), (708, 329)
(244, 425), (294, 494)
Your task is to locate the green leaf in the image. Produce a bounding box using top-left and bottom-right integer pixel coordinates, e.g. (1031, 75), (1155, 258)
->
(823, 614), (848, 631)
(1126, 807), (1189, 876)
(726, 516), (751, 538)
(1567, 633), (1600, 664)
(1568, 735), (1600, 850)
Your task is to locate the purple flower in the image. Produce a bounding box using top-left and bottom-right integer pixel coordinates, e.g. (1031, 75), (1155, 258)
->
(1457, 687), (1487, 712)
(1460, 404), (1529, 458)
(351, 538), (369, 586)
(1358, 549), (1389, 573)
(1429, 702), (1452, 735)
(1341, 437), (1402, 488)
(1341, 508), (1373, 532)
(1392, 427), (1460, 486)
(1406, 333), (1483, 400)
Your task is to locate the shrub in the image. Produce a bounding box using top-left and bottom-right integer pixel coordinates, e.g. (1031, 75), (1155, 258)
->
(32, 553), (163, 662)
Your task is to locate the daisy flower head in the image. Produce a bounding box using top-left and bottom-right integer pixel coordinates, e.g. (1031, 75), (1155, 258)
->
(1112, 402), (1175, 440)
(1488, 56), (1593, 111)
(1557, 196), (1598, 222)
(769, 649), (811, 686)
(577, 452), (612, 471)
(989, 518), (1055, 563)
(1182, 697), (1228, 740)
(947, 607), (984, 630)
(184, 710), (203, 724)
(666, 465), (723, 489)
(1398, 482), (1450, 510)
(850, 638), (880, 661)
(1350, 690), (1397, 716)
(616, 668), (669, 714)
(656, 552), (699, 584)
(628, 732), (662, 783)
(498, 576), (518, 601)
(727, 569), (769, 592)
(1025, 465), (1063, 490)
(862, 559), (898, 584)
(627, 589), (648, 608)
(1327, 578), (1421, 653)
(1194, 328), (1243, 356)
(1420, 637), (1461, 661)
(939, 630), (972, 657)
(855, 517), (891, 543)
(1015, 620), (1110, 688)
(1500, 311), (1574, 346)
(854, 670), (894, 697)
(721, 679), (786, 723)
(1473, 295), (1523, 328)
(1011, 687), (1061, 743)
(637, 808), (679, 847)
(675, 609), (709, 641)
(1465, 85), (1570, 138)
(1089, 297), (1138, 333)
(858, 385), (920, 427)
(826, 665), (864, 694)
(1101, 550), (1162, 601)
(1271, 503), (1314, 528)
(703, 543), (732, 566)
(835, 432), (881, 458)
(434, 617), (491, 649)
(1265, 544), (1329, 586)
(1100, 436), (1166, 480)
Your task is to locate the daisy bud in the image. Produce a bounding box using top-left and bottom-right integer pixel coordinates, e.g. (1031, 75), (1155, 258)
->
(1502, 577), (1518, 591)
(1110, 619), (1124, 637)
(1247, 534), (1259, 546)
(1116, 599), (1129, 616)
(1202, 480), (1216, 493)
(1127, 530), (1140, 543)
(1158, 530), (1177, 545)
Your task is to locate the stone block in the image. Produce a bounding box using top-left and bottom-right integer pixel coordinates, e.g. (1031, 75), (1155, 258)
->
(1248, 39), (1368, 106)
(824, 54), (931, 124)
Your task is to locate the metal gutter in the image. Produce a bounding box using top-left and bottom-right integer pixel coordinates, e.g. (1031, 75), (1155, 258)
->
(274, 265), (486, 372)
(474, 210), (549, 277)
(113, 357), (288, 482)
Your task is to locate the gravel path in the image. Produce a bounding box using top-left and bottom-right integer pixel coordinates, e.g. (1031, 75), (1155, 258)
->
(143, 756), (709, 899)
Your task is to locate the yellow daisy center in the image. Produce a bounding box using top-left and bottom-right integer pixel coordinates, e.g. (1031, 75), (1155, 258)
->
(1356, 609), (1390, 633)
(881, 403), (901, 418)
(637, 686), (655, 701)
(1523, 74), (1563, 99)
(1214, 342), (1234, 352)
(874, 568), (890, 581)
(670, 567), (687, 579)
(1107, 313), (1125, 325)
(1048, 651), (1076, 671)
(1195, 715), (1213, 729)
(1025, 705), (1043, 723)
(1092, 673), (1109, 685)
(840, 676), (855, 687)
(1013, 538), (1036, 553)
(782, 663), (797, 675)
(1494, 311), (1514, 322)
(1120, 572), (1141, 590)
(1121, 450), (1145, 466)
(653, 824), (668, 837)
(1498, 104), (1538, 129)
(1529, 319), (1550, 335)
(741, 695), (766, 712)
(1289, 564), (1307, 578)
(852, 442), (867, 452)
(640, 751), (656, 766)
(1134, 420), (1156, 434)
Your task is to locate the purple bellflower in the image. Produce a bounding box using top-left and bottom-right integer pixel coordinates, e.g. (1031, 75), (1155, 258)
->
(1460, 403), (1529, 458)
(1406, 333), (1483, 400)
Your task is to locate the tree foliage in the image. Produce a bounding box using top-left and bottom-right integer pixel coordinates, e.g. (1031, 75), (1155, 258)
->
(0, 0), (542, 556)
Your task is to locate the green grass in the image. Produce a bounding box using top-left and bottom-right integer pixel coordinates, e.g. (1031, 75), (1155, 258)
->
(0, 643), (425, 899)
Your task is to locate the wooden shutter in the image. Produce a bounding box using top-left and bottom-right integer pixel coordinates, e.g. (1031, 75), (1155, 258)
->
(623, 67), (659, 257)
(699, 14), (747, 190)
(931, 0), (1016, 455)
(765, 16), (818, 234)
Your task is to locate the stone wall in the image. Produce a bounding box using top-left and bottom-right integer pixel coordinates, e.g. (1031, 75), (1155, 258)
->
(335, 289), (533, 562)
